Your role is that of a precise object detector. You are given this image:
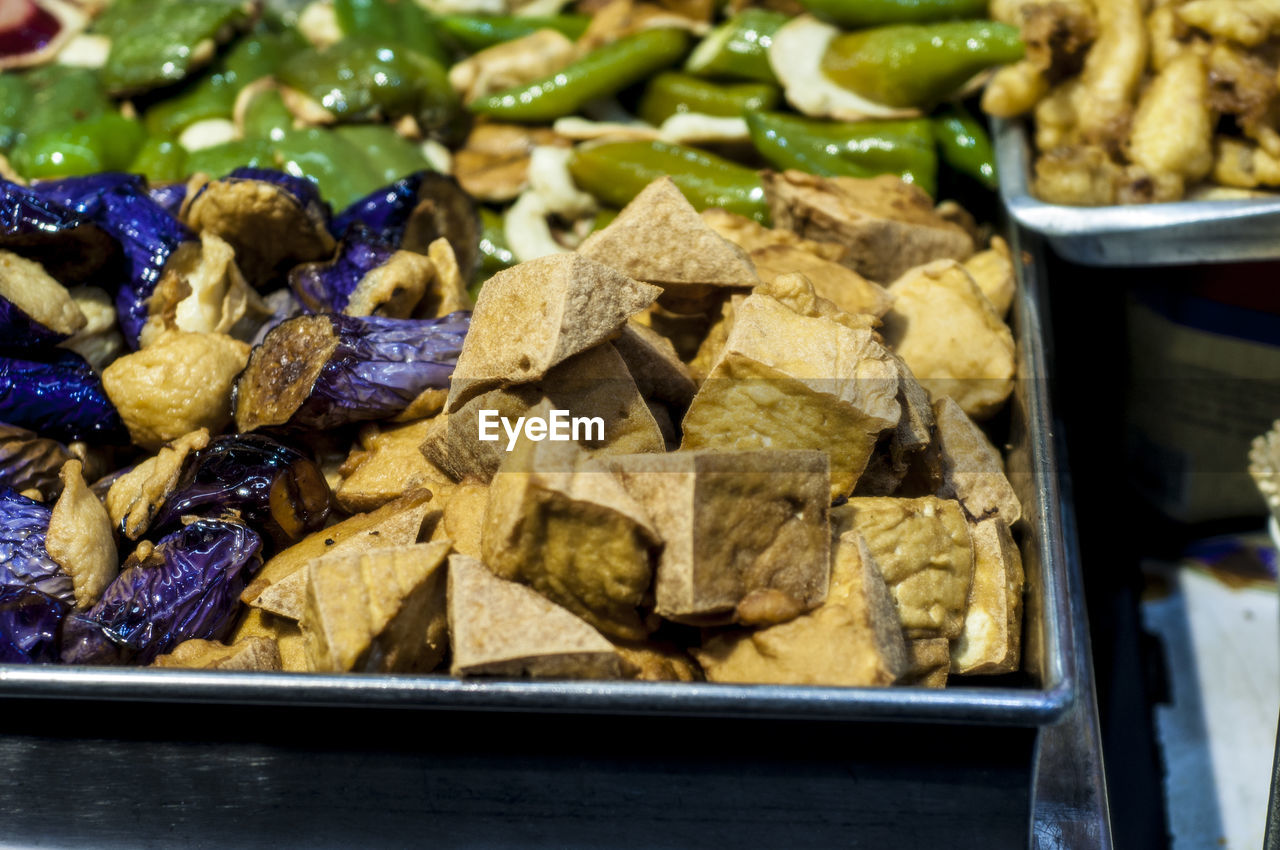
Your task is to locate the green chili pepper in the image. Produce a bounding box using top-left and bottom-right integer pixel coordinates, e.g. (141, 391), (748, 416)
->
(475, 207), (516, 294)
(472, 28), (691, 123)
(820, 21), (1024, 109)
(745, 111), (938, 196)
(129, 138), (189, 183)
(239, 87), (295, 142)
(932, 106), (998, 190)
(185, 138), (274, 177)
(569, 140), (768, 223)
(10, 112), (146, 179)
(20, 66), (110, 139)
(332, 125), (432, 184)
(798, 0), (990, 28)
(638, 72), (779, 126)
(0, 75), (32, 152)
(684, 9), (787, 83)
(101, 0), (251, 95)
(278, 40), (464, 144)
(334, 0), (451, 66)
(438, 14), (590, 52)
(273, 128), (387, 209)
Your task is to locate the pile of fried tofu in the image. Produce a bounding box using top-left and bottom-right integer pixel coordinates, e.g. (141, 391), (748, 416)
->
(164, 172), (1026, 689)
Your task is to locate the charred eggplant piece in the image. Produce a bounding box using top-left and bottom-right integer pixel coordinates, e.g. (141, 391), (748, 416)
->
(330, 172), (480, 279)
(0, 585), (66, 663)
(60, 518), (262, 665)
(33, 174), (194, 349)
(0, 248), (86, 347)
(147, 182), (187, 218)
(235, 311), (469, 432)
(0, 486), (72, 604)
(182, 167), (335, 288)
(290, 226), (437, 318)
(0, 179), (119, 282)
(0, 348), (127, 443)
(151, 433), (331, 552)
(0, 423), (72, 501)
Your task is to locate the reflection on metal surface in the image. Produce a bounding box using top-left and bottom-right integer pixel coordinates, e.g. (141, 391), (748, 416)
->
(995, 119), (1280, 267)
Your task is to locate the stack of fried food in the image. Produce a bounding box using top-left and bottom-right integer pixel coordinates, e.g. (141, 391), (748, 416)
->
(983, 0), (1280, 204)
(167, 174), (1024, 689)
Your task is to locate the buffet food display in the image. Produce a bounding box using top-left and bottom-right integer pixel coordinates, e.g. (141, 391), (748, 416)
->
(0, 0), (1040, 691)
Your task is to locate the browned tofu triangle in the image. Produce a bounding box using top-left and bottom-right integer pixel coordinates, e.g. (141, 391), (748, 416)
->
(951, 518), (1023, 675)
(579, 177), (760, 289)
(447, 253), (661, 410)
(929, 396), (1022, 526)
(302, 541), (450, 673)
(447, 553), (621, 678)
(152, 637), (282, 671)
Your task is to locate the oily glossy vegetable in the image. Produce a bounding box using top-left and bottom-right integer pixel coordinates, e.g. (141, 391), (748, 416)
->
(820, 21), (1024, 109)
(60, 518), (263, 665)
(334, 0), (450, 65)
(472, 29), (691, 123)
(638, 72), (779, 126)
(100, 0), (252, 95)
(9, 111), (145, 180)
(684, 9), (787, 83)
(0, 250), (87, 348)
(0, 584), (66, 664)
(35, 174), (194, 348)
(797, 0), (990, 28)
(475, 206), (515, 288)
(234, 311), (470, 432)
(330, 171), (481, 277)
(439, 14), (590, 52)
(0, 348), (127, 443)
(0, 179), (118, 282)
(130, 139), (189, 185)
(746, 111), (938, 195)
(150, 433), (331, 552)
(569, 140), (768, 222)
(16, 66), (111, 140)
(932, 106), (998, 189)
(0, 74), (32, 150)
(0, 424), (72, 501)
(0, 487), (71, 604)
(289, 227), (396, 314)
(146, 182), (188, 217)
(0, 0), (70, 70)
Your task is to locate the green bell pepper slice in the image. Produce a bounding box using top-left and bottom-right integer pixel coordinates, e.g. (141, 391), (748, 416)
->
(20, 66), (111, 139)
(332, 125), (432, 184)
(101, 0), (251, 95)
(129, 138), (189, 184)
(273, 128), (387, 209)
(684, 9), (787, 83)
(638, 72), (779, 126)
(439, 14), (590, 52)
(471, 28), (691, 123)
(334, 0), (451, 66)
(239, 87), (295, 142)
(10, 112), (146, 179)
(569, 140), (767, 223)
(185, 138), (274, 178)
(0, 75), (32, 152)
(820, 21), (1025, 109)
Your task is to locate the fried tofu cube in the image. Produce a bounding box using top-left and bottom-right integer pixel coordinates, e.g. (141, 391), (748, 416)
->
(336, 417), (456, 513)
(231, 607), (309, 671)
(447, 253), (660, 409)
(899, 638), (951, 688)
(613, 639), (703, 681)
(598, 449), (830, 626)
(694, 531), (907, 686)
(762, 171), (975, 283)
(681, 293), (900, 499)
(482, 436), (659, 641)
(301, 541), (451, 673)
(152, 636), (282, 671)
(612, 321), (698, 409)
(747, 243), (894, 319)
(448, 553), (622, 678)
(929, 396), (1022, 527)
(440, 480), (488, 558)
(951, 518), (1024, 675)
(963, 236), (1016, 318)
(883, 260), (1015, 420)
(425, 343), (665, 483)
(846, 496), (973, 640)
(853, 352), (936, 496)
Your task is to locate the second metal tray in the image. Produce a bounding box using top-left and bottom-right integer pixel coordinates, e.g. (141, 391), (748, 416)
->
(0, 224), (1076, 726)
(996, 118), (1280, 267)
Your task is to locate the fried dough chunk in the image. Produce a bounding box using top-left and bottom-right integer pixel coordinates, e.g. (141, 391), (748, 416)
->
(1129, 51), (1214, 182)
(482, 436), (659, 641)
(106, 428), (210, 540)
(47, 459), (117, 610)
(928, 396), (1022, 527)
(1075, 0), (1148, 148)
(762, 171), (975, 283)
(427, 343), (665, 483)
(883, 260), (1015, 420)
(1178, 0), (1280, 47)
(447, 253), (660, 409)
(1214, 137), (1280, 187)
(336, 418), (456, 514)
(963, 236), (1016, 318)
(1032, 144), (1124, 205)
(302, 541), (451, 673)
(694, 531), (907, 686)
(846, 496), (974, 640)
(612, 321), (698, 409)
(598, 449), (830, 626)
(152, 637), (282, 671)
(453, 123), (570, 202)
(448, 553), (622, 678)
(951, 518), (1024, 675)
(232, 607), (308, 671)
(579, 177), (760, 298)
(614, 639), (703, 681)
(682, 294), (900, 499)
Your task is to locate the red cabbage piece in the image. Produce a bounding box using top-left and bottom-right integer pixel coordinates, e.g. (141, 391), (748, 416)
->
(60, 518), (262, 665)
(329, 171), (479, 277)
(0, 178), (119, 281)
(32, 174), (193, 349)
(289, 226), (396, 314)
(234, 311), (469, 432)
(150, 433), (331, 552)
(0, 347), (127, 443)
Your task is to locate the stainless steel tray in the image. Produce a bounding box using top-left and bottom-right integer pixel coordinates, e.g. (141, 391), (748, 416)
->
(0, 226), (1076, 726)
(995, 118), (1280, 266)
